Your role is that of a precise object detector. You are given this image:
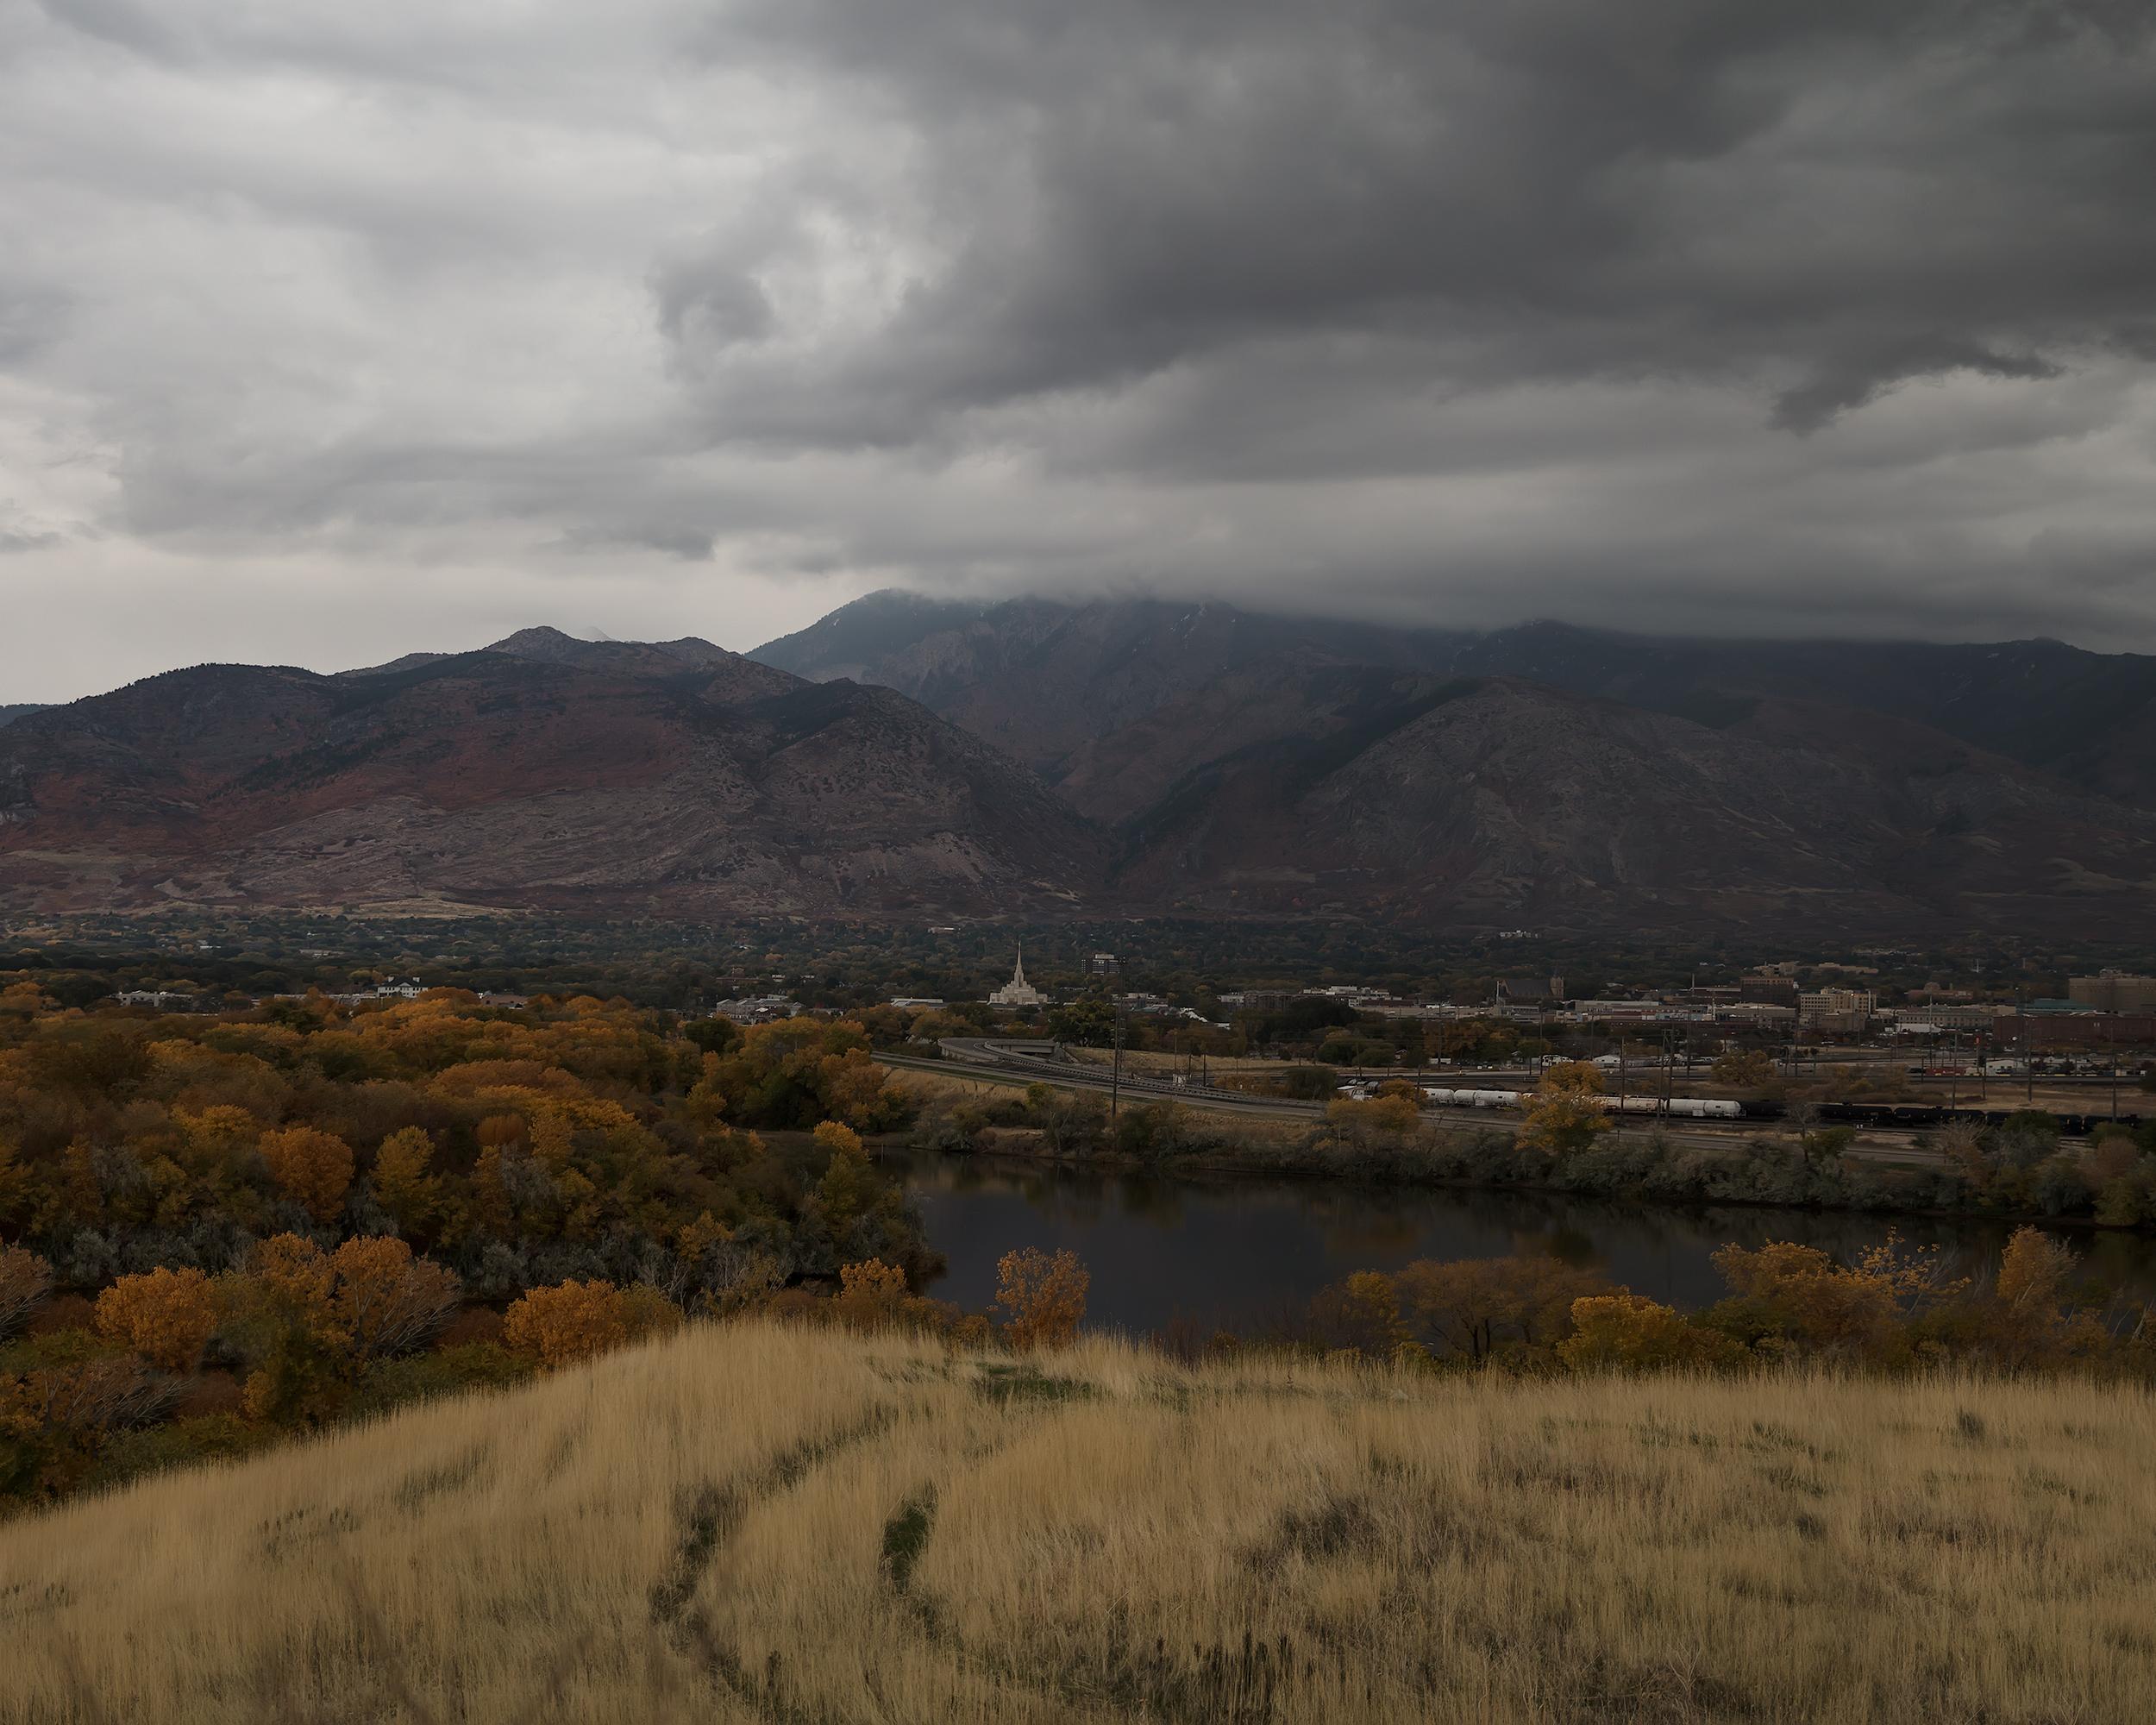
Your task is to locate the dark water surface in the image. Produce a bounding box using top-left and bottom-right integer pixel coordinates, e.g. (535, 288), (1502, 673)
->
(884, 1148), (2156, 1336)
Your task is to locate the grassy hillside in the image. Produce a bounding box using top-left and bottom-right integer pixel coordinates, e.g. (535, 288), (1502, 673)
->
(4, 1321), (2153, 1724)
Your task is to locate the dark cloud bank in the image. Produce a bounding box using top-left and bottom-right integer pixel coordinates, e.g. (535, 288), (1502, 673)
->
(2, 0), (2154, 697)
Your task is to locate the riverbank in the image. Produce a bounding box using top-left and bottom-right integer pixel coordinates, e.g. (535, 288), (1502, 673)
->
(891, 1063), (2156, 1239)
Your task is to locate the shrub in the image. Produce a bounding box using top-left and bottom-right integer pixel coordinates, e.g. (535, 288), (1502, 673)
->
(993, 1248), (1089, 1350)
(502, 1279), (680, 1370)
(1559, 1294), (1744, 1371)
(351, 1344), (537, 1416)
(93, 1266), (219, 1374)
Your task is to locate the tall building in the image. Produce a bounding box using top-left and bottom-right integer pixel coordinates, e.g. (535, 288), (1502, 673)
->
(2068, 972), (2156, 1013)
(1798, 988), (1876, 1034)
(989, 944), (1049, 1009)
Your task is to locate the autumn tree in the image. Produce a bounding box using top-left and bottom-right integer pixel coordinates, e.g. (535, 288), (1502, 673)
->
(370, 1126), (441, 1236)
(1558, 1293), (1743, 1371)
(994, 1247), (1089, 1349)
(93, 1265), (220, 1374)
(326, 1237), (461, 1358)
(1517, 1062), (1611, 1157)
(1326, 1093), (1421, 1150)
(259, 1126), (354, 1222)
(1704, 1235), (1959, 1361)
(1711, 1050), (1778, 1092)
(1307, 1270), (1407, 1357)
(222, 1234), (342, 1421)
(835, 1258), (910, 1327)
(1394, 1255), (1609, 1363)
(502, 1279), (680, 1370)
(1996, 1225), (2075, 1313)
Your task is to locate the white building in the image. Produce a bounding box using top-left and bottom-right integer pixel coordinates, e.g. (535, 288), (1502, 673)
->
(989, 945), (1049, 1009)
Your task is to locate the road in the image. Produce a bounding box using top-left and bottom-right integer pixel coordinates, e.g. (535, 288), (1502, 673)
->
(878, 1038), (1947, 1165)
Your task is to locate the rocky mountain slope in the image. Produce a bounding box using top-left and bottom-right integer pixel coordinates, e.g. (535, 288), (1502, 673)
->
(755, 593), (2156, 935)
(756, 594), (2156, 806)
(9, 608), (2156, 933)
(1094, 673), (2156, 932)
(0, 631), (1102, 918)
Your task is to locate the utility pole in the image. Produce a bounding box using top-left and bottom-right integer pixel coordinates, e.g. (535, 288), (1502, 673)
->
(2109, 1020), (2119, 1122)
(2021, 988), (2033, 1107)
(1109, 991), (1125, 1126)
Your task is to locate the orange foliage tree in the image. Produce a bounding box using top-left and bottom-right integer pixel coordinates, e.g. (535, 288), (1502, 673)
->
(993, 1247), (1089, 1349)
(502, 1279), (680, 1371)
(93, 1265), (220, 1373)
(258, 1126), (354, 1222)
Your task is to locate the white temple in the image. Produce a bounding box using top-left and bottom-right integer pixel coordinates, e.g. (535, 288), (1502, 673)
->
(988, 942), (1049, 1008)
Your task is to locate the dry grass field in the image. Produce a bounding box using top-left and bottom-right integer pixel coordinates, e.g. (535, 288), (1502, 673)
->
(4, 1321), (2154, 1724)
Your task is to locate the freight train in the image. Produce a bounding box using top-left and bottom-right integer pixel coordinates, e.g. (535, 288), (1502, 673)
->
(1414, 1086), (2140, 1137)
(1418, 1086), (1742, 1120)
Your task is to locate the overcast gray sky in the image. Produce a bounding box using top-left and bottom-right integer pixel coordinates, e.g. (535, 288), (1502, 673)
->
(3, 0), (2154, 700)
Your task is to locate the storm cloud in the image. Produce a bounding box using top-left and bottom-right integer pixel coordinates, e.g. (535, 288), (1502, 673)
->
(3, 0), (2154, 697)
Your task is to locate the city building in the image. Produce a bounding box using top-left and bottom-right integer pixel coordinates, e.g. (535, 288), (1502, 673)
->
(1569, 999), (1667, 1022)
(1798, 988), (1877, 1035)
(988, 945), (1049, 1009)
(2068, 972), (2156, 1013)
(1996, 1013), (2156, 1051)
(1087, 952), (1121, 976)
(712, 994), (801, 1025)
(1496, 975), (1566, 1006)
(887, 996), (945, 1011)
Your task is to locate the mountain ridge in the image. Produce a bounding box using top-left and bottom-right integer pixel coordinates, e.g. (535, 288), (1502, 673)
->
(9, 608), (2156, 933)
(0, 640), (1101, 919)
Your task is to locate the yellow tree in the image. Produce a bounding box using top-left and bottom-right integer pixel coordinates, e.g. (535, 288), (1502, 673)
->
(813, 1120), (874, 1234)
(259, 1126), (354, 1223)
(370, 1127), (440, 1234)
(1558, 1293), (1742, 1371)
(993, 1247), (1089, 1349)
(1518, 1062), (1612, 1156)
(94, 1265), (220, 1374)
(836, 1258), (910, 1327)
(1996, 1225), (2075, 1312)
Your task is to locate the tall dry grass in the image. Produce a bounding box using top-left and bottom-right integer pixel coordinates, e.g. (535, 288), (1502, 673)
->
(3, 1320), (2153, 1723)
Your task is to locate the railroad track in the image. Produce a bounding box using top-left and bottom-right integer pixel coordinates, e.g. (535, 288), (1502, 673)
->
(877, 1040), (1949, 1164)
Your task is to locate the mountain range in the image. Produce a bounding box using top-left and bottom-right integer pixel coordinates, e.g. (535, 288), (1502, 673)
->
(4, 598), (2155, 934)
(0, 630), (1099, 919)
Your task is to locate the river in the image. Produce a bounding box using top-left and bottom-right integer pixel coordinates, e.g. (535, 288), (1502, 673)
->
(883, 1148), (2156, 1336)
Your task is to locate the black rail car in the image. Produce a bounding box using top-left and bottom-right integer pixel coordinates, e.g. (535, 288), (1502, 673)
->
(1741, 1099), (2142, 1136)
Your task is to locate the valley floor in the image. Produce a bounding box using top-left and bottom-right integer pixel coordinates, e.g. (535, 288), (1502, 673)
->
(4, 1322), (2153, 1724)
